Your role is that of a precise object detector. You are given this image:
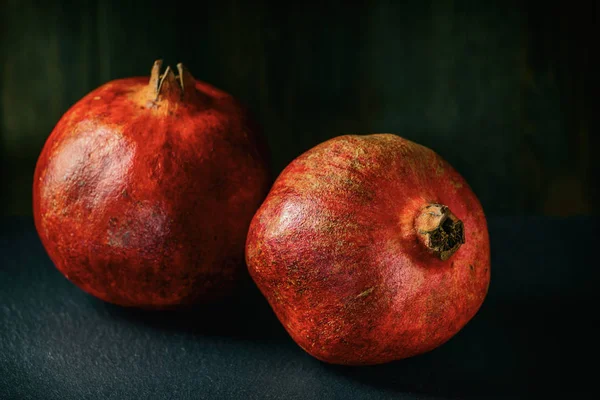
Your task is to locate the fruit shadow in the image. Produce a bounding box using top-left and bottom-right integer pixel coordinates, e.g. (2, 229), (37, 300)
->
(90, 283), (594, 397)
(324, 294), (595, 398)
(92, 280), (288, 341)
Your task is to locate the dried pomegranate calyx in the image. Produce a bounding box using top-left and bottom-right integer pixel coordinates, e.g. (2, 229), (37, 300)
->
(415, 203), (465, 261)
(149, 59), (196, 102)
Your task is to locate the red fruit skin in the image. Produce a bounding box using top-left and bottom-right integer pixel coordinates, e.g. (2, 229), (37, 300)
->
(246, 134), (490, 365)
(33, 64), (271, 309)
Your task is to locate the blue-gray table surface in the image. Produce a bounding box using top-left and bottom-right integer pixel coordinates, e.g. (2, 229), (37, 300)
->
(1, 216), (597, 399)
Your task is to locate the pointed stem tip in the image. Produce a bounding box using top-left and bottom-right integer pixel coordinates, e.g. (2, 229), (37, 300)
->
(147, 59), (196, 102)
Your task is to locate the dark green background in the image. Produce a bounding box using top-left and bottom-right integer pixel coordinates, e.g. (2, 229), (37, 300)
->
(0, 0), (596, 216)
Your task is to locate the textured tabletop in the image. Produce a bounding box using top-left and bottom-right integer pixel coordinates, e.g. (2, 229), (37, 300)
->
(1, 216), (596, 399)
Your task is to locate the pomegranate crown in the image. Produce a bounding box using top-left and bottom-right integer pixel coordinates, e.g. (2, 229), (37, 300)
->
(148, 59), (196, 102)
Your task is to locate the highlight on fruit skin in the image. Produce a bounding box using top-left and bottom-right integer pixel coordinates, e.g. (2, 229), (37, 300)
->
(33, 60), (271, 309)
(245, 133), (490, 366)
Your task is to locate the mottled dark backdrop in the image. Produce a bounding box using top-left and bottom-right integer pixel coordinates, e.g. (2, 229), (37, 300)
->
(0, 0), (597, 216)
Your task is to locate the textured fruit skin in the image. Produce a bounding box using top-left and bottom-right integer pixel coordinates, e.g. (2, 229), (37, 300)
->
(246, 134), (490, 365)
(33, 65), (271, 309)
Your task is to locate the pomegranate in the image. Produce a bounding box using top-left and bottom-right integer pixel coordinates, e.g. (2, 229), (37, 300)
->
(246, 134), (490, 365)
(33, 60), (271, 309)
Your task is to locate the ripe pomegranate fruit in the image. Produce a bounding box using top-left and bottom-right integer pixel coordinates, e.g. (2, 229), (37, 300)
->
(246, 134), (490, 365)
(33, 60), (271, 309)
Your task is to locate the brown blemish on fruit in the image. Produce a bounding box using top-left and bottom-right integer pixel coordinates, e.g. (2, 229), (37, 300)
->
(356, 287), (375, 299)
(435, 162), (444, 176)
(451, 179), (463, 189)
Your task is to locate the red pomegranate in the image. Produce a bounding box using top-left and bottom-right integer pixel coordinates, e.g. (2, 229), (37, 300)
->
(33, 60), (271, 309)
(246, 134), (490, 365)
